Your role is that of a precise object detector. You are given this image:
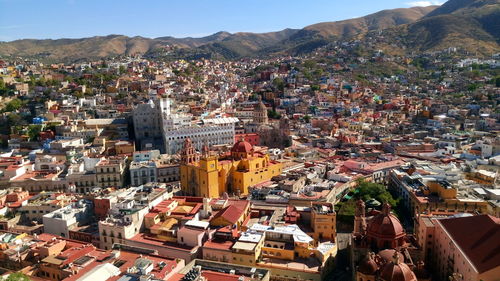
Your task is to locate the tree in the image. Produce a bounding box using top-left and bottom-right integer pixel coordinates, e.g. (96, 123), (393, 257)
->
(5, 272), (31, 281)
(0, 78), (8, 96)
(5, 98), (23, 112)
(355, 179), (398, 207)
(303, 60), (316, 69)
(119, 65), (126, 74)
(467, 83), (479, 92)
(27, 124), (43, 141)
(272, 78), (285, 92)
(4, 113), (27, 134)
(267, 109), (281, 119)
(303, 115), (311, 123)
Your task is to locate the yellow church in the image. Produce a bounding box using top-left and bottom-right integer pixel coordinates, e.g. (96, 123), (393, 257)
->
(180, 138), (282, 198)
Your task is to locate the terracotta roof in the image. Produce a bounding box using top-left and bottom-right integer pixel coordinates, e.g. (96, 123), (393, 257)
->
(231, 139), (253, 153)
(211, 205), (243, 225)
(367, 203), (405, 240)
(202, 270), (249, 281)
(358, 254), (379, 275)
(203, 239), (234, 250)
(379, 260), (417, 281)
(439, 214), (500, 274)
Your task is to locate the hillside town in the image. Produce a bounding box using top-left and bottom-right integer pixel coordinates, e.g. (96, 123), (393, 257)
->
(0, 37), (499, 281)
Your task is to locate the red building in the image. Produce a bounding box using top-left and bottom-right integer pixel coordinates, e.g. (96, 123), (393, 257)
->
(39, 130), (55, 141)
(93, 197), (112, 220)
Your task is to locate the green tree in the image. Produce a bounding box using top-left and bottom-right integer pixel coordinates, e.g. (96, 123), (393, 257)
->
(355, 179), (398, 207)
(303, 115), (311, 123)
(272, 78), (285, 92)
(119, 65), (126, 74)
(5, 272), (31, 281)
(0, 78), (8, 95)
(267, 109), (281, 119)
(5, 98), (23, 112)
(303, 60), (316, 69)
(467, 83), (479, 92)
(27, 124), (43, 141)
(5, 113), (27, 134)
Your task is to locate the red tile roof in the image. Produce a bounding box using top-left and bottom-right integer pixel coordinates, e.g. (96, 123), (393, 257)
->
(202, 270), (249, 281)
(211, 205), (243, 225)
(439, 214), (500, 274)
(203, 239), (234, 251)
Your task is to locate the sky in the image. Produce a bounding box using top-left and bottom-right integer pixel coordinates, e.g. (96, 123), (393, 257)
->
(0, 0), (444, 42)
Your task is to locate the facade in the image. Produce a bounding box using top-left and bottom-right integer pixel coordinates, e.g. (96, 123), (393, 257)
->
(156, 161), (180, 183)
(244, 97), (292, 149)
(163, 117), (238, 155)
(19, 192), (73, 223)
(132, 99), (167, 151)
(130, 161), (157, 186)
(390, 167), (489, 215)
(130, 151), (180, 186)
(425, 214), (500, 281)
(176, 259), (270, 281)
(95, 156), (127, 188)
(42, 199), (93, 238)
(180, 138), (283, 197)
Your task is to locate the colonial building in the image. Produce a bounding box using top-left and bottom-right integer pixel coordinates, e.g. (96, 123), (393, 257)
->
(95, 156), (127, 188)
(180, 138), (282, 197)
(244, 97), (292, 149)
(352, 200), (431, 281)
(163, 117), (238, 155)
(416, 214), (500, 281)
(132, 99), (167, 151)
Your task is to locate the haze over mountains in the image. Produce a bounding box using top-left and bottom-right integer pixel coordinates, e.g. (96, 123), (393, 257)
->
(0, 0), (499, 62)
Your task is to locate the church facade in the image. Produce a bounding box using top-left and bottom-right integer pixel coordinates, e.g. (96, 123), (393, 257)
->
(180, 138), (283, 198)
(244, 97), (292, 149)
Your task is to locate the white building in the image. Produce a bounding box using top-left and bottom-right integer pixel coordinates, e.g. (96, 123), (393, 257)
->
(132, 150), (161, 162)
(98, 186), (172, 250)
(42, 199), (93, 238)
(163, 117), (238, 154)
(130, 161), (157, 187)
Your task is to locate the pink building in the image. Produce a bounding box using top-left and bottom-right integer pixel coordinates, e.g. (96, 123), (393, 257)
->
(432, 215), (500, 281)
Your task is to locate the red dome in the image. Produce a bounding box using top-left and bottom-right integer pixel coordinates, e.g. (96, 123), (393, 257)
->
(378, 249), (402, 264)
(379, 260), (417, 281)
(367, 203), (405, 240)
(231, 140), (253, 153)
(358, 254), (379, 275)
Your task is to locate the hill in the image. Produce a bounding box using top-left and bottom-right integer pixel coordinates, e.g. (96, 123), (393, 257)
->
(397, 0), (500, 54)
(0, 0), (498, 61)
(304, 6), (436, 39)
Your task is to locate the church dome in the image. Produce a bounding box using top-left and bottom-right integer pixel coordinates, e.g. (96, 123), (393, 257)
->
(367, 203), (404, 240)
(255, 99), (267, 112)
(378, 249), (402, 264)
(231, 139), (253, 153)
(358, 253), (379, 275)
(379, 256), (417, 281)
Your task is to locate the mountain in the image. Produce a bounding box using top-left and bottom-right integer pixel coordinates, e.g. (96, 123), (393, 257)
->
(155, 31), (233, 48)
(397, 0), (500, 54)
(170, 6), (438, 59)
(0, 0), (498, 61)
(0, 35), (163, 62)
(304, 6), (436, 39)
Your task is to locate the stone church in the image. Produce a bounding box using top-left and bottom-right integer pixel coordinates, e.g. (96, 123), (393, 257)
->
(244, 97), (292, 149)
